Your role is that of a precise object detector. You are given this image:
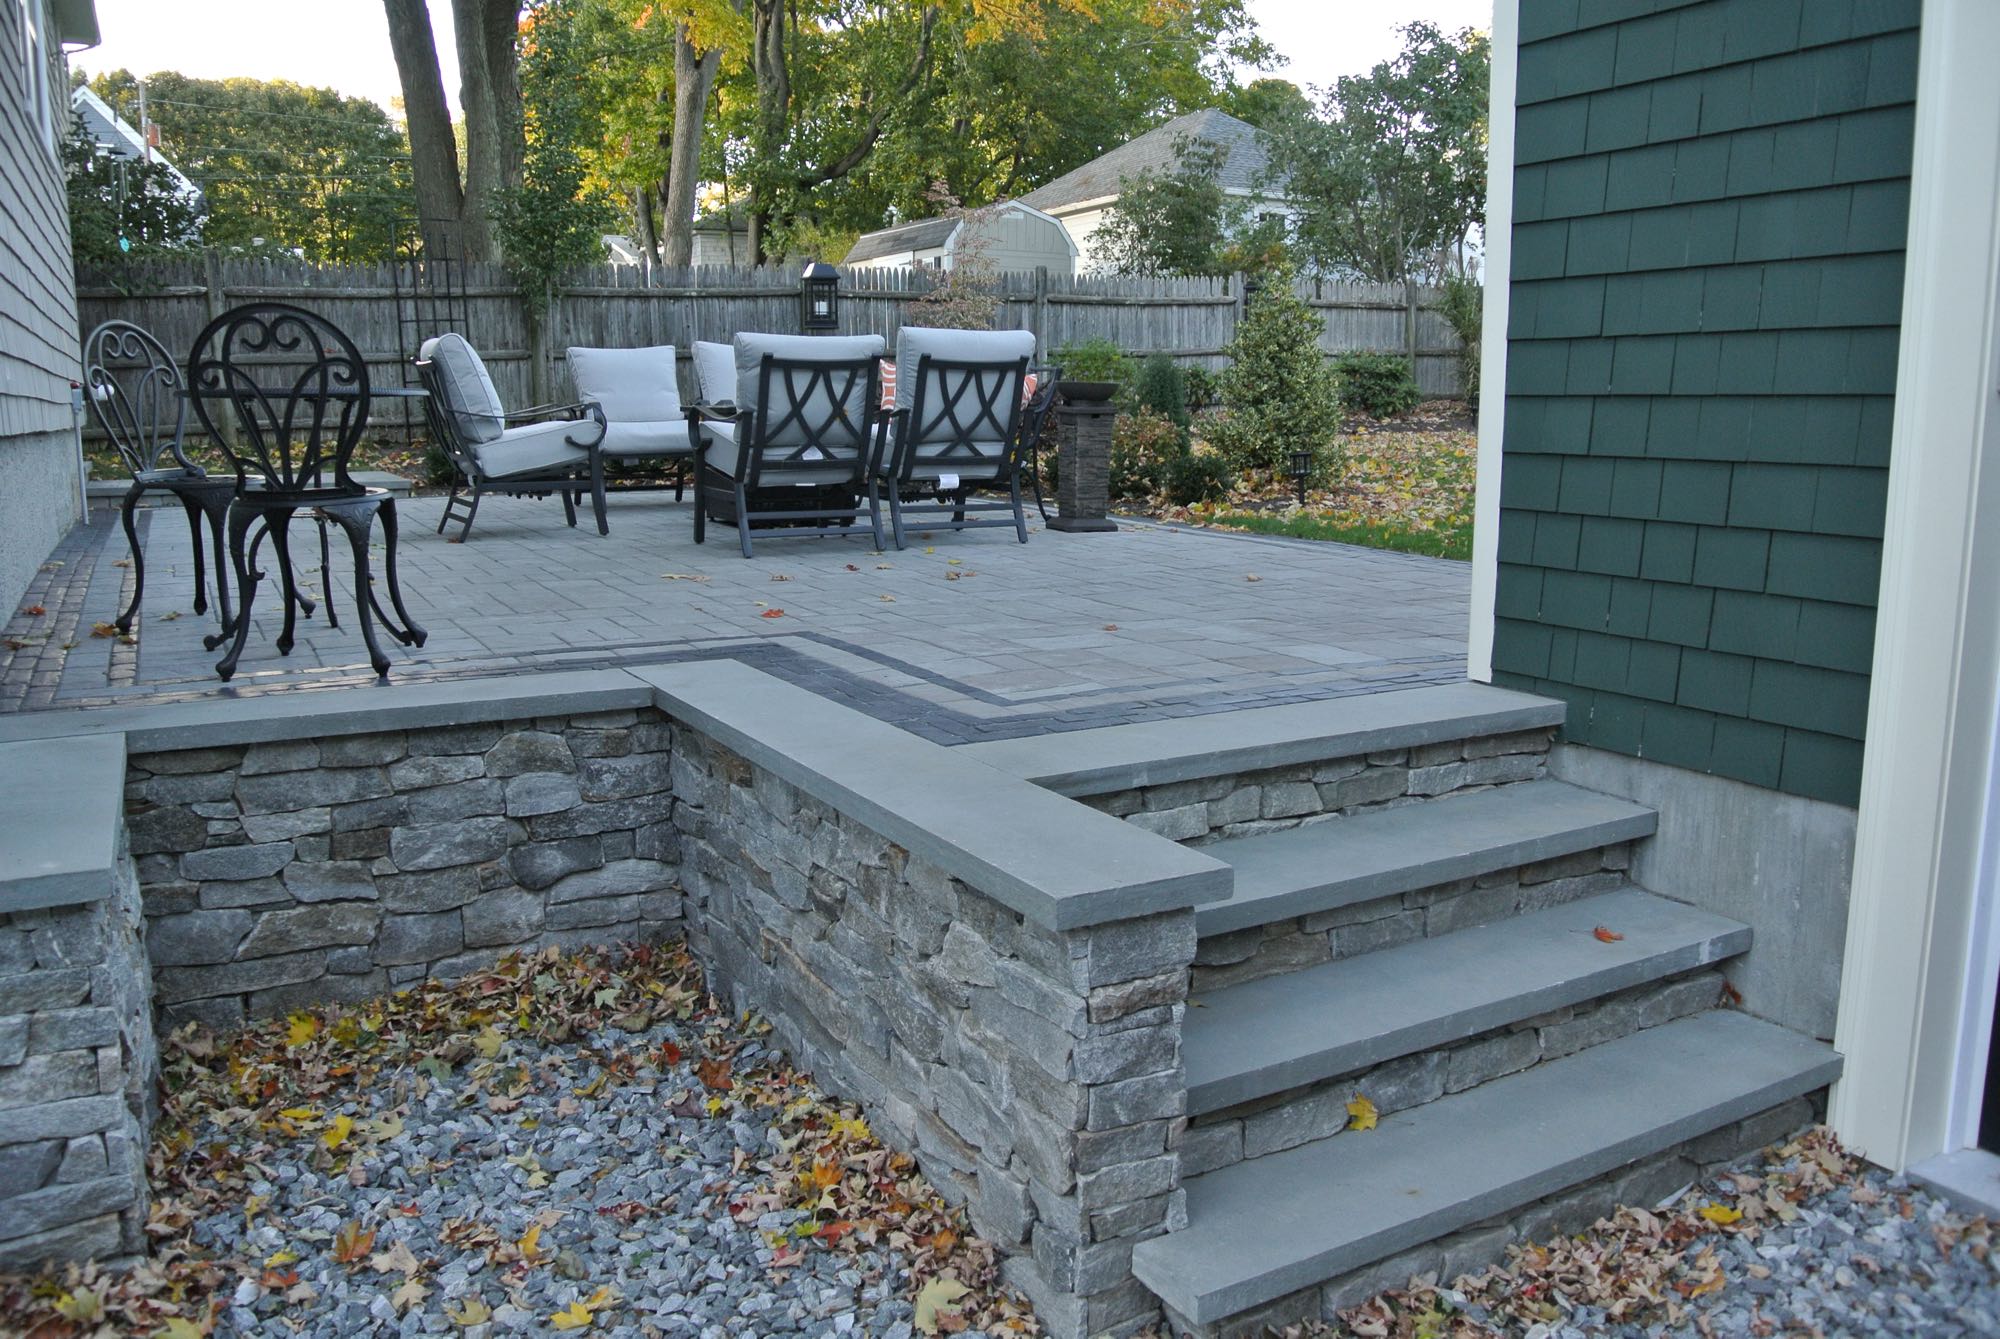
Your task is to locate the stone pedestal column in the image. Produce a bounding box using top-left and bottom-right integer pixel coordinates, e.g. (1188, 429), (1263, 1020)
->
(1051, 399), (1119, 534)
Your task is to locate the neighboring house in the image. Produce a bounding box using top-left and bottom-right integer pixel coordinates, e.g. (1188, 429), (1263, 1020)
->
(690, 205), (750, 267)
(1, 0), (97, 612)
(1018, 107), (1285, 274)
(1472, 0), (2000, 1207)
(843, 199), (1077, 276)
(68, 83), (202, 212)
(600, 233), (644, 267)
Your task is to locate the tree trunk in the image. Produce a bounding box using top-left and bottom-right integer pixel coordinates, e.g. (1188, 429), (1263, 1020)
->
(454, 0), (524, 262)
(634, 186), (662, 270)
(747, 0), (789, 264)
(660, 24), (721, 268)
(383, 0), (464, 238)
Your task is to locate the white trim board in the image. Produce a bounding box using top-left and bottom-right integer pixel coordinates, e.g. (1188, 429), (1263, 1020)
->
(1467, 0), (1517, 683)
(1831, 0), (2000, 1172)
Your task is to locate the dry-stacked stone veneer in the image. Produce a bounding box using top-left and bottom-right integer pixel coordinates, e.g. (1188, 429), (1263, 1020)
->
(128, 709), (682, 1029)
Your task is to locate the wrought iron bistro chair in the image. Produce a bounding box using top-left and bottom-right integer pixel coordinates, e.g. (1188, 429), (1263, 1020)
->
(873, 327), (1038, 548)
(185, 302), (426, 680)
(416, 333), (608, 542)
(82, 320), (241, 634)
(686, 333), (889, 558)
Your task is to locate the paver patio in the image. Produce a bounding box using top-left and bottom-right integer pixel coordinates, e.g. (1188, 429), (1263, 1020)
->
(0, 493), (1469, 741)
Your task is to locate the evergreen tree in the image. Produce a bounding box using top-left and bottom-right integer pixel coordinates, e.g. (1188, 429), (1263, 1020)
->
(1209, 266), (1341, 474)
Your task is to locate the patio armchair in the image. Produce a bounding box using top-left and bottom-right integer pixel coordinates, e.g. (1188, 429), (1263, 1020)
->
(81, 319), (240, 634)
(416, 333), (608, 542)
(688, 332), (888, 558)
(873, 326), (1038, 548)
(566, 344), (695, 500)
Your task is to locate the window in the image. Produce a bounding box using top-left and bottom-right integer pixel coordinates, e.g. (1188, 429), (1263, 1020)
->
(17, 0), (55, 157)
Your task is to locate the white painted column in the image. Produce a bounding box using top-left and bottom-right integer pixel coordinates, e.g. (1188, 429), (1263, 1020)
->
(1830, 0), (2000, 1171)
(1467, 0), (1518, 683)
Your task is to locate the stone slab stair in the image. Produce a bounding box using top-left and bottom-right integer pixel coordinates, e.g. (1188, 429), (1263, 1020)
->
(978, 683), (1844, 1337)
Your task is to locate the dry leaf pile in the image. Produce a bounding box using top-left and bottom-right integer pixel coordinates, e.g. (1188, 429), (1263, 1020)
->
(0, 942), (1035, 1338)
(1313, 1127), (1988, 1339)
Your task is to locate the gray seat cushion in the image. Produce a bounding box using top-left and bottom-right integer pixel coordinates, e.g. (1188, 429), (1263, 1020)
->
(568, 345), (682, 425)
(693, 341), (736, 406)
(732, 332), (886, 451)
(471, 419), (593, 479)
(601, 419), (694, 459)
(421, 333), (507, 445)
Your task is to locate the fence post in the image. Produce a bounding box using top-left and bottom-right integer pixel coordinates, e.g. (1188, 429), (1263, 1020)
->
(1404, 276), (1420, 367)
(201, 249), (227, 327)
(1232, 271), (1248, 346)
(1032, 266), (1049, 361)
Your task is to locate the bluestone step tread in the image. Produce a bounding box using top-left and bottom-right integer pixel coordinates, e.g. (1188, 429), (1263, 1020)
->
(1134, 1010), (1841, 1325)
(957, 681), (1565, 796)
(1185, 888), (1753, 1114)
(1198, 779), (1658, 937)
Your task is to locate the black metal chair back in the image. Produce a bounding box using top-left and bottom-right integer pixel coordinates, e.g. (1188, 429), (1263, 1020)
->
(742, 354), (879, 487)
(892, 354), (1031, 481)
(82, 320), (197, 477)
(185, 302), (370, 495)
(411, 357), (480, 480)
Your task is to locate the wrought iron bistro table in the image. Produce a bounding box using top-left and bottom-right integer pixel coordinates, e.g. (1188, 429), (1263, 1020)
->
(182, 373), (428, 682)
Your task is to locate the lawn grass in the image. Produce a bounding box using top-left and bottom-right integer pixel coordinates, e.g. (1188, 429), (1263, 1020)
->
(1203, 509), (1473, 560)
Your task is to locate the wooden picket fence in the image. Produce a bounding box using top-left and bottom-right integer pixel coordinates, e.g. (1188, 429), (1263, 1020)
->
(75, 255), (1468, 438)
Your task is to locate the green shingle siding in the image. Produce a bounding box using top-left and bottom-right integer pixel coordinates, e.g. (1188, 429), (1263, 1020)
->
(1499, 0), (1912, 805)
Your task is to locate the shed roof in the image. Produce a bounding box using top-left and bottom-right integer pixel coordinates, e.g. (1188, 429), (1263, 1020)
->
(845, 215), (960, 263)
(1019, 107), (1274, 214)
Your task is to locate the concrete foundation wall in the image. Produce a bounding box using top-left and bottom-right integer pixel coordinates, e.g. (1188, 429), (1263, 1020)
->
(0, 427), (81, 613)
(1548, 743), (1855, 1040)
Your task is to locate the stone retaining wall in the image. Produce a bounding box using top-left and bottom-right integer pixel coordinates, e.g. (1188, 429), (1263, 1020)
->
(669, 724), (1195, 1338)
(1083, 729), (1555, 846)
(127, 709), (683, 1029)
(0, 847), (156, 1270)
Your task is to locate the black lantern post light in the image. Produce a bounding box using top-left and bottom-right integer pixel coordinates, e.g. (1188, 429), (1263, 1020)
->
(1289, 448), (1313, 507)
(801, 261), (840, 332)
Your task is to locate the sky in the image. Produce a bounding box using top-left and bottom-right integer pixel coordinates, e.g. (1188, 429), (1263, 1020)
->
(75, 0), (1493, 122)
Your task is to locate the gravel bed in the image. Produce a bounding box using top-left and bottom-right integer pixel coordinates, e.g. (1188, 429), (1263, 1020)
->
(188, 1009), (939, 1339)
(1335, 1130), (2000, 1338)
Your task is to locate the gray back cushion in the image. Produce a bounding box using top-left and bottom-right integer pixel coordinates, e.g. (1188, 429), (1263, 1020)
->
(693, 341), (736, 405)
(568, 345), (681, 423)
(421, 333), (506, 444)
(894, 326), (1035, 453)
(733, 333), (887, 450)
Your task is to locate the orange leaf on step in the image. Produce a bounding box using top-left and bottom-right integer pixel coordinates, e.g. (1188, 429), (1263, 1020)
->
(1593, 926), (1624, 943)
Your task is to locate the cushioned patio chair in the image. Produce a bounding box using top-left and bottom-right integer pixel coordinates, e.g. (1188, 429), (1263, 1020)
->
(873, 326), (1037, 548)
(566, 344), (694, 500)
(416, 333), (608, 542)
(686, 332), (887, 558)
(82, 319), (241, 633)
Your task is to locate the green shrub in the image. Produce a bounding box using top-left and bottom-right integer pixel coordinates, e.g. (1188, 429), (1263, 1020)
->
(1051, 337), (1134, 386)
(1333, 351), (1421, 419)
(1214, 267), (1343, 475)
(1184, 365), (1222, 412)
(424, 438), (459, 486)
(1437, 275), (1482, 403)
(1110, 408), (1187, 498)
(1167, 449), (1233, 505)
(1133, 353), (1191, 427)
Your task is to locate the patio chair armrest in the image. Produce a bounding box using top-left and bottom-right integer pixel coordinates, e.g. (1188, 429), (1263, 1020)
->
(504, 400), (600, 426)
(685, 401), (740, 423)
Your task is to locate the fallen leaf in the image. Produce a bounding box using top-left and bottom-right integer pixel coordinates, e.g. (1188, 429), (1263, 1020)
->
(322, 1113), (355, 1150)
(697, 1056), (734, 1091)
(845, 563), (860, 571)
(518, 1222), (546, 1263)
(915, 1275), (970, 1335)
(370, 1239), (423, 1275)
(285, 1013), (320, 1047)
(447, 1297), (493, 1327)
(1103, 624), (1119, 631)
(549, 1300), (595, 1330)
(1244, 574), (1261, 583)
(392, 1277), (429, 1312)
(53, 1288), (104, 1322)
(761, 609), (785, 619)
(1593, 926), (1625, 943)
(659, 572), (711, 582)
(363, 1114), (404, 1141)
(472, 1025), (506, 1059)
(331, 1220), (377, 1264)
(770, 573), (792, 582)
(879, 594), (896, 602)
(1699, 1203), (1743, 1225)
(1345, 1094), (1379, 1131)
(90, 621), (119, 637)
(159, 1319), (206, 1339)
